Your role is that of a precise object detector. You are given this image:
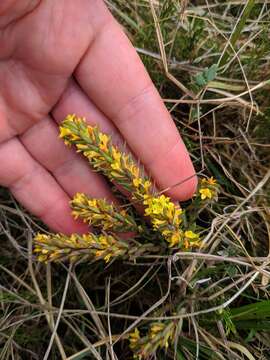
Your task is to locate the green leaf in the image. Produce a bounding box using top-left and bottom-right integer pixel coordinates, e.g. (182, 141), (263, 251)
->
(205, 64), (218, 82)
(194, 72), (207, 86)
(230, 300), (270, 320)
(194, 64), (218, 88)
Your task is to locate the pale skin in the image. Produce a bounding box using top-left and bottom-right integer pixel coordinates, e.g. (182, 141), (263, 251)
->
(0, 0), (197, 234)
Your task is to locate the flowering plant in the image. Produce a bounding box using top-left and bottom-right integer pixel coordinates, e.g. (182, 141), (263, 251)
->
(33, 114), (219, 358)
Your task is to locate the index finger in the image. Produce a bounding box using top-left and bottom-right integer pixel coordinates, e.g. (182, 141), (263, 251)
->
(75, 0), (197, 200)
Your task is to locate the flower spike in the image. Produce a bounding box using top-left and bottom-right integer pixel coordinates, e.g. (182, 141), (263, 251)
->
(71, 193), (138, 233)
(59, 114), (198, 249)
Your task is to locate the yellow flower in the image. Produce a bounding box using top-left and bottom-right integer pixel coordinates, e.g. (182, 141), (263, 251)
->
(129, 328), (140, 349)
(104, 253), (113, 263)
(33, 246), (42, 253)
(175, 207), (183, 218)
(144, 195), (169, 216)
(142, 180), (151, 193)
(95, 250), (104, 258)
(66, 114), (76, 122)
(99, 133), (109, 151)
(202, 177), (217, 186)
(41, 249), (49, 254)
(184, 230), (199, 239)
(82, 150), (99, 159)
(37, 254), (48, 263)
(88, 126), (94, 138)
(183, 230), (200, 249)
(111, 147), (121, 162)
(111, 161), (121, 171)
(75, 144), (88, 151)
(82, 234), (96, 245)
(199, 187), (213, 200)
(150, 323), (165, 337)
(59, 126), (72, 138)
(95, 250), (112, 263)
(168, 231), (181, 247)
(98, 236), (108, 248)
(35, 234), (46, 243)
(152, 218), (166, 229)
(128, 163), (140, 178)
(87, 198), (97, 207)
(133, 178), (142, 188)
(72, 193), (85, 204)
(110, 171), (122, 178)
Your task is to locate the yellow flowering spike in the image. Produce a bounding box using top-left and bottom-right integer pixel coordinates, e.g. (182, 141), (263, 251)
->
(59, 115), (200, 250)
(34, 232), (129, 263)
(70, 193), (138, 232)
(60, 115), (148, 197)
(130, 322), (176, 359)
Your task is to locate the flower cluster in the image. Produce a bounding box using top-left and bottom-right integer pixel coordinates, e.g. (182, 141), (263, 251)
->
(144, 194), (184, 247)
(59, 115), (148, 197)
(71, 193), (138, 233)
(34, 231), (158, 264)
(129, 322), (177, 359)
(34, 233), (129, 263)
(198, 177), (218, 200)
(34, 114), (219, 264)
(59, 115), (196, 248)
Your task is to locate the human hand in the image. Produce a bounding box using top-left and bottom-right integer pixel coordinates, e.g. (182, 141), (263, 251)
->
(0, 0), (197, 234)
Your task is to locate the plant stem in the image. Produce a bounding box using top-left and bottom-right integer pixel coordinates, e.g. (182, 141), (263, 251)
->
(219, 0), (255, 67)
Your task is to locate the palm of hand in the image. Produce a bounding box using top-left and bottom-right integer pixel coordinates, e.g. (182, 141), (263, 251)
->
(0, 0), (92, 139)
(0, 0), (197, 234)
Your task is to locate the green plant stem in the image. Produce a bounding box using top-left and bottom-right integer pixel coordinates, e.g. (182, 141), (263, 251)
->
(219, 0), (255, 67)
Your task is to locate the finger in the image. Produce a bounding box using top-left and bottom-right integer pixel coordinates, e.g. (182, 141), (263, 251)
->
(0, 137), (88, 234)
(20, 114), (115, 201)
(52, 79), (124, 146)
(75, 1), (197, 200)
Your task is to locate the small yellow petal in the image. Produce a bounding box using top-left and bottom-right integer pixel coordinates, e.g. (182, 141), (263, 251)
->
(111, 161), (121, 170)
(184, 230), (199, 239)
(112, 147), (121, 161)
(59, 126), (72, 138)
(99, 133), (109, 151)
(133, 178), (142, 187)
